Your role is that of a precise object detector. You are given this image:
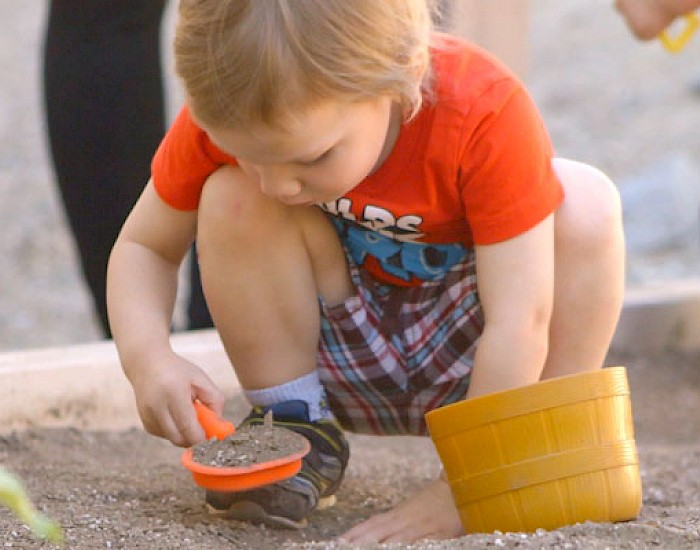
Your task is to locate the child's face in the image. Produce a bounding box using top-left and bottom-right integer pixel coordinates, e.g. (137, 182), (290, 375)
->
(201, 97), (400, 206)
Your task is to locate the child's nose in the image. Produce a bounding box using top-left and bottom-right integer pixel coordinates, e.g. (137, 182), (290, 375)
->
(258, 167), (302, 199)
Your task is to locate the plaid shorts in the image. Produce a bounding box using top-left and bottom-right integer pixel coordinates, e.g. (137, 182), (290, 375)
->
(317, 249), (484, 436)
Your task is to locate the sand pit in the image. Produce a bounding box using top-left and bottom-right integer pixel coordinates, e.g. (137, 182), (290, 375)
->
(1, 349), (699, 549)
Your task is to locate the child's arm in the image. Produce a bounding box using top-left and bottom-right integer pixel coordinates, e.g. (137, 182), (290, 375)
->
(615, 0), (700, 40)
(468, 214), (555, 398)
(106, 179), (225, 447)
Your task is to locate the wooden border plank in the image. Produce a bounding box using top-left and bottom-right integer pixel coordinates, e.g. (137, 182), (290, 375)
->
(0, 329), (239, 432)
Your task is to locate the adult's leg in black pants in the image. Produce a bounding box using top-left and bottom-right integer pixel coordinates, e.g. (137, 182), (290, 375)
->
(188, 246), (213, 329)
(44, 0), (212, 336)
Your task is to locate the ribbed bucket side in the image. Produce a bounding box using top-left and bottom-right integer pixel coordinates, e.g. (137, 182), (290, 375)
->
(426, 368), (642, 533)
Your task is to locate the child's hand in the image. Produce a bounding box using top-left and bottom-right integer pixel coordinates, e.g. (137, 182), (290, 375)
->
(128, 351), (225, 447)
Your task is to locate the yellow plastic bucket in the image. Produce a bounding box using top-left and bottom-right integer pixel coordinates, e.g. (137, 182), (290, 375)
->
(425, 367), (642, 533)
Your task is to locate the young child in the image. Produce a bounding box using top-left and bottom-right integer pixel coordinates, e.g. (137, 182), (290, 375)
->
(106, 0), (625, 543)
(615, 0), (700, 40)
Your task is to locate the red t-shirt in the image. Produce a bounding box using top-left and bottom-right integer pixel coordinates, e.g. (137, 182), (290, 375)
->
(152, 34), (563, 286)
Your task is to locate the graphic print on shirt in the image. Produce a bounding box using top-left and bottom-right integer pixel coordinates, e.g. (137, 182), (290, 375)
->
(322, 199), (466, 283)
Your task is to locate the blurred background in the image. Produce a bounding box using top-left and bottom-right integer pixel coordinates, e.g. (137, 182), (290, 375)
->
(1, 0), (699, 350)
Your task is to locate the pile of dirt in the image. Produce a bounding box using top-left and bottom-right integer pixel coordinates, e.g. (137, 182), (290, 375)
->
(192, 419), (308, 469)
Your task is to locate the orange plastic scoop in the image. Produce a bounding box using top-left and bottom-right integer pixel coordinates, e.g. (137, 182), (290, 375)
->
(193, 401), (235, 440)
(181, 402), (310, 492)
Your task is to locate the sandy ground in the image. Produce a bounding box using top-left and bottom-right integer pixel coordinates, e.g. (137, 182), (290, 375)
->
(1, 0), (700, 548)
(1, 351), (699, 549)
(1, 0), (700, 350)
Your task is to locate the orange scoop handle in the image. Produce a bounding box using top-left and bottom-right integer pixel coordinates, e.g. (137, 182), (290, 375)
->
(194, 401), (235, 440)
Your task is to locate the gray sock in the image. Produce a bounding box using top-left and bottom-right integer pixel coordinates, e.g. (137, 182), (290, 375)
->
(244, 370), (333, 421)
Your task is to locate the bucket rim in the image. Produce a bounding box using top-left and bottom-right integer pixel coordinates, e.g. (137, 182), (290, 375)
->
(425, 366), (629, 439)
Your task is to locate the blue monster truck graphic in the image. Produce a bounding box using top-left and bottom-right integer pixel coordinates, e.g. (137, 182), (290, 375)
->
(330, 217), (466, 283)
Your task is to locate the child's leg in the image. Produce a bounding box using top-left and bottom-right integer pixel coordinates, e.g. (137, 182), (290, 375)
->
(196, 166), (353, 390)
(197, 166), (354, 527)
(542, 158), (625, 380)
(341, 159), (625, 544)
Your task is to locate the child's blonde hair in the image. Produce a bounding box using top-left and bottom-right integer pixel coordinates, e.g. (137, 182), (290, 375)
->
(175, 0), (435, 130)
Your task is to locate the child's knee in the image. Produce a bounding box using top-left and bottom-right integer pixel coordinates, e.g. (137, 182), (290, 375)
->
(553, 158), (623, 252)
(199, 166), (260, 226)
(198, 165), (289, 249)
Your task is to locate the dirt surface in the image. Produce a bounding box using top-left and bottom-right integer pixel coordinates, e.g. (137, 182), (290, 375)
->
(1, 352), (699, 549)
(192, 421), (308, 468)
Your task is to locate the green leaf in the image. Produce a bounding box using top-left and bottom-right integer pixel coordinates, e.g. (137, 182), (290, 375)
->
(0, 467), (63, 544)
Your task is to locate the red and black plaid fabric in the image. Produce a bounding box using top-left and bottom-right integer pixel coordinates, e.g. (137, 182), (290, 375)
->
(317, 251), (484, 436)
